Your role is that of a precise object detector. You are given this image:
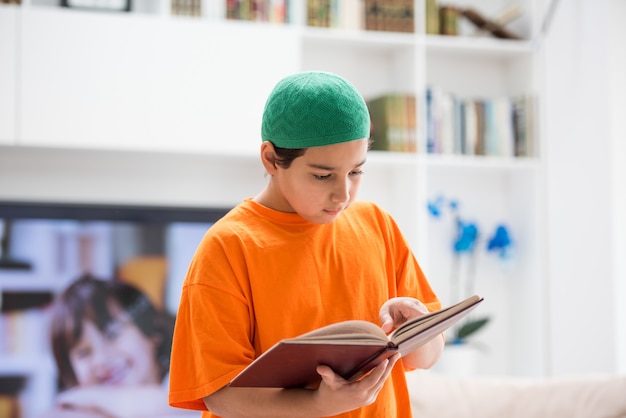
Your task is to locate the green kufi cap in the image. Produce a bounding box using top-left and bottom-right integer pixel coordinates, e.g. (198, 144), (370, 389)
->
(261, 71), (370, 149)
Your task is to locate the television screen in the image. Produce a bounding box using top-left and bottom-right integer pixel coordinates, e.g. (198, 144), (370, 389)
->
(0, 201), (228, 418)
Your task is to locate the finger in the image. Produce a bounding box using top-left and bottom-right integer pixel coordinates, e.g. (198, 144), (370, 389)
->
(317, 365), (334, 380)
(379, 304), (394, 331)
(383, 353), (400, 376)
(357, 356), (395, 392)
(375, 354), (401, 392)
(363, 358), (390, 387)
(387, 353), (401, 369)
(317, 365), (346, 389)
(362, 354), (400, 395)
(395, 300), (428, 322)
(380, 317), (394, 333)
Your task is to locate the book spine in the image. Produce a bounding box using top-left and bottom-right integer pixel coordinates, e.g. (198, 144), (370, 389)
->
(425, 0), (439, 34)
(424, 88), (535, 158)
(367, 94), (417, 152)
(346, 346), (397, 382)
(439, 5), (459, 36)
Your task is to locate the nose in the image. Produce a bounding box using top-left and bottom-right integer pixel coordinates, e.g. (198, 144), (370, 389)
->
(331, 177), (351, 203)
(91, 344), (110, 365)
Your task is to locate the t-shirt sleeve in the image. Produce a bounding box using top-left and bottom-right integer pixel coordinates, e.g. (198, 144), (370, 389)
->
(168, 234), (255, 411)
(378, 204), (441, 312)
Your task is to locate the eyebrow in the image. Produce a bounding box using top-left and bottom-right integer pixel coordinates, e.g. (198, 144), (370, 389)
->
(307, 158), (367, 171)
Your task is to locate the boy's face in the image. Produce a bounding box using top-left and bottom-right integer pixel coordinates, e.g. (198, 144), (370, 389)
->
(69, 313), (160, 387)
(269, 138), (368, 224)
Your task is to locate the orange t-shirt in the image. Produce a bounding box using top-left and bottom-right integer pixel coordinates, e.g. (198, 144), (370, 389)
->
(169, 199), (440, 417)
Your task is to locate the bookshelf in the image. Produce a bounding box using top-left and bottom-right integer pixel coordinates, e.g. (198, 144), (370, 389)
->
(0, 0), (546, 413)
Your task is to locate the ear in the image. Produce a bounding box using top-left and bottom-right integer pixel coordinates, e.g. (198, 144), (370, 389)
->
(259, 141), (279, 175)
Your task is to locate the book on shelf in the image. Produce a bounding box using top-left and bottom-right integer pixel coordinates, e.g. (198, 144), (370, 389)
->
(439, 5), (459, 36)
(307, 0), (324, 26)
(512, 94), (536, 157)
(367, 94), (416, 153)
(171, 0), (202, 17)
(364, 0), (414, 33)
(473, 100), (486, 155)
(226, 0), (289, 23)
(229, 294), (484, 388)
(425, 0), (439, 34)
(305, 0), (366, 31)
(425, 86), (536, 157)
(0, 377), (25, 418)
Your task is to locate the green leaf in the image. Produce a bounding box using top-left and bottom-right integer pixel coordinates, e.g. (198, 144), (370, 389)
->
(456, 317), (490, 340)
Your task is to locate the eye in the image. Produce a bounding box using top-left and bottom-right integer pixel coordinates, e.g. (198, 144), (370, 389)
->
(350, 170), (364, 176)
(73, 345), (92, 359)
(313, 174), (332, 181)
(104, 322), (123, 340)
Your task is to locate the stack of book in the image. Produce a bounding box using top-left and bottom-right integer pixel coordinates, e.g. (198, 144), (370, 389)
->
(226, 0), (289, 23)
(364, 0), (414, 33)
(367, 94), (417, 153)
(306, 0), (363, 29)
(425, 87), (536, 157)
(171, 0), (202, 17)
(306, 0), (413, 33)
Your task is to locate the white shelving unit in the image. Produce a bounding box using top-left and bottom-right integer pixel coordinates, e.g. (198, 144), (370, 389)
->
(296, 0), (544, 377)
(0, 0), (547, 413)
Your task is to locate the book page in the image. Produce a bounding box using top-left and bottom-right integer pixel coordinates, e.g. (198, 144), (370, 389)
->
(286, 320), (388, 345)
(389, 295), (483, 346)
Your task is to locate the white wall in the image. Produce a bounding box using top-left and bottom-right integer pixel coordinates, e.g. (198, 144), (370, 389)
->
(544, 0), (623, 376)
(608, 0), (626, 375)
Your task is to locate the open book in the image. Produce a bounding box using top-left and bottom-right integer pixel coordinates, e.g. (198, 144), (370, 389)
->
(229, 294), (484, 388)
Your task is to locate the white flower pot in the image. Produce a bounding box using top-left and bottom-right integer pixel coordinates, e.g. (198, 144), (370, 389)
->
(432, 344), (478, 377)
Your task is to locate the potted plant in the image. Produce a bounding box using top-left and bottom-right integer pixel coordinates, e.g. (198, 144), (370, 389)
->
(427, 195), (513, 375)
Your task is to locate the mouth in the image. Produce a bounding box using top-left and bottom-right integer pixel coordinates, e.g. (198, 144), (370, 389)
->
(324, 208), (343, 216)
(98, 362), (129, 385)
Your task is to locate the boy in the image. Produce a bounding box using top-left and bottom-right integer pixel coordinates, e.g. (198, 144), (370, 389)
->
(169, 71), (443, 417)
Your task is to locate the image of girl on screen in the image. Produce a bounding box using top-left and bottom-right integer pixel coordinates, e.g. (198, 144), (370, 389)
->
(39, 274), (197, 418)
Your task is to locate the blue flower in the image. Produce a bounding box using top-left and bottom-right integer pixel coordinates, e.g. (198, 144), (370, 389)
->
(453, 220), (479, 253)
(426, 195), (512, 344)
(427, 196), (445, 218)
(487, 224), (513, 259)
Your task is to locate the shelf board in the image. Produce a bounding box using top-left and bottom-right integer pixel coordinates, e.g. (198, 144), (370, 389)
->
(424, 153), (540, 170)
(424, 35), (534, 57)
(367, 150), (417, 165)
(366, 151), (540, 171)
(302, 26), (416, 50)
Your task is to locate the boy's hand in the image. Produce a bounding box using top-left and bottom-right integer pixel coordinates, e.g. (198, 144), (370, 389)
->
(205, 354), (401, 417)
(379, 297), (444, 370)
(379, 297), (430, 334)
(315, 353), (401, 415)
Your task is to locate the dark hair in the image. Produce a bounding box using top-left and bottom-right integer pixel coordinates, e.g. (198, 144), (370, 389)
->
(50, 274), (175, 389)
(273, 145), (306, 169)
(272, 139), (373, 169)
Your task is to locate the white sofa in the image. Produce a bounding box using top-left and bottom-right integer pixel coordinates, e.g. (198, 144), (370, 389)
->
(406, 370), (626, 418)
